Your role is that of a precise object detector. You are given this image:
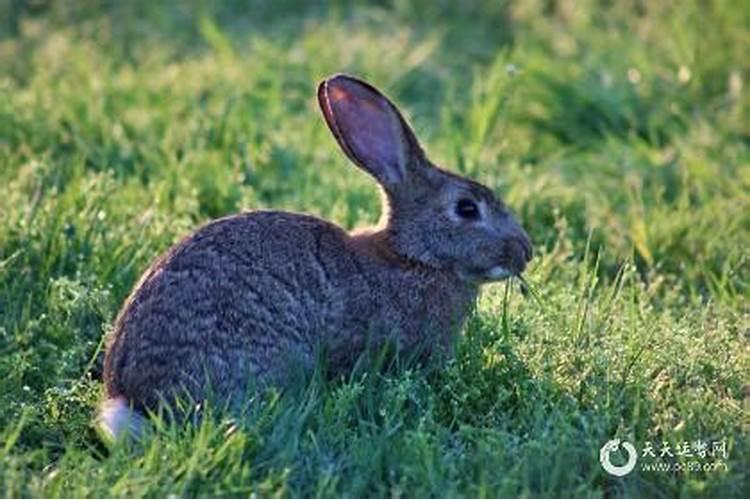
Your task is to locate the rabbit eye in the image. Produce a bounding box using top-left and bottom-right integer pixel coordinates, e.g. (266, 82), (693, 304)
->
(455, 198), (480, 220)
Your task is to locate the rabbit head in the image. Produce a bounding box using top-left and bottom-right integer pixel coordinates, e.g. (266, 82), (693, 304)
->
(318, 74), (532, 282)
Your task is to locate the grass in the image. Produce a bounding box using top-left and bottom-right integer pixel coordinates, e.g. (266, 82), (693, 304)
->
(0, 0), (748, 497)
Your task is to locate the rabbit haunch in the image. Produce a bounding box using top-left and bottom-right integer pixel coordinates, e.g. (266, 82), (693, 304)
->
(100, 74), (532, 440)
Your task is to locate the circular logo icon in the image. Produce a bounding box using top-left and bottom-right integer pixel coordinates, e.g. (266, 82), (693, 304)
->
(600, 439), (638, 477)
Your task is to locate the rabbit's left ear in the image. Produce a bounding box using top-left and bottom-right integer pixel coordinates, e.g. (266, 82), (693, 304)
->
(318, 74), (425, 189)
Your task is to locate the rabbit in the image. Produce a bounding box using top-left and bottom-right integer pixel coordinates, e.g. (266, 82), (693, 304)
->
(99, 74), (533, 440)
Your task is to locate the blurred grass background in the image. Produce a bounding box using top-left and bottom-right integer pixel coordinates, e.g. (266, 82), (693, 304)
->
(0, 0), (748, 497)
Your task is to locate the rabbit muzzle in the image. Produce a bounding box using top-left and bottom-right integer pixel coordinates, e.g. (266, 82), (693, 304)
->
(507, 234), (533, 274)
(486, 232), (533, 281)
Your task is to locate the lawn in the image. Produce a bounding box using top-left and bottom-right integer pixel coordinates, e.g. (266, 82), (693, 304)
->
(0, 0), (748, 497)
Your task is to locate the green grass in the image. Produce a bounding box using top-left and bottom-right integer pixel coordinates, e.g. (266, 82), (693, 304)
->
(1, 0), (748, 497)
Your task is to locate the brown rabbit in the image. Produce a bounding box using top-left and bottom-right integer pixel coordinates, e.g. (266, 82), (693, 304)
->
(100, 74), (532, 439)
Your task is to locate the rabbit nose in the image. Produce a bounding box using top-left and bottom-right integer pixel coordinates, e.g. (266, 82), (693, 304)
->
(519, 233), (533, 262)
(507, 236), (532, 274)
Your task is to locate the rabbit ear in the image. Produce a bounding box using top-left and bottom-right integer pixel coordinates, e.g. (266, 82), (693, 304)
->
(318, 74), (425, 188)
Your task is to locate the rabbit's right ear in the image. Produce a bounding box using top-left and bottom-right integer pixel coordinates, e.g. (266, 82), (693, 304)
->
(318, 74), (425, 189)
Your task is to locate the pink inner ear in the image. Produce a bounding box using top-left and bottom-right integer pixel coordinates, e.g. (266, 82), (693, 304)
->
(328, 84), (351, 103)
(326, 78), (406, 184)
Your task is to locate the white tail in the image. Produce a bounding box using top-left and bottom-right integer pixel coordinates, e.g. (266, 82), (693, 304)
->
(98, 396), (145, 441)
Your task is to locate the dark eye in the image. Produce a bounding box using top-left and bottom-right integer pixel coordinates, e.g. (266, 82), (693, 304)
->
(455, 198), (480, 220)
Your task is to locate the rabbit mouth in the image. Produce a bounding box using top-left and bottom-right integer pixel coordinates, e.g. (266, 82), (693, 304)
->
(460, 265), (516, 283)
(484, 265), (513, 281)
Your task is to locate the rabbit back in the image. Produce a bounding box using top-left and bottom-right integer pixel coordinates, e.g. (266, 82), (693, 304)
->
(105, 211), (351, 410)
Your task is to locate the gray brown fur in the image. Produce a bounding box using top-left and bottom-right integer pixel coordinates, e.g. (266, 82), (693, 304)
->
(101, 74), (532, 427)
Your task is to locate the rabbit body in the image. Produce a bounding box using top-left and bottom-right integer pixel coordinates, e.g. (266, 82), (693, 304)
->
(100, 74), (532, 438)
(104, 211), (477, 412)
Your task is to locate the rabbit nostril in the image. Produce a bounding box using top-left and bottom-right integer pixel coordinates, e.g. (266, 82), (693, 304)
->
(514, 237), (533, 271)
(511, 233), (532, 262)
(502, 238), (530, 275)
(522, 238), (533, 262)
